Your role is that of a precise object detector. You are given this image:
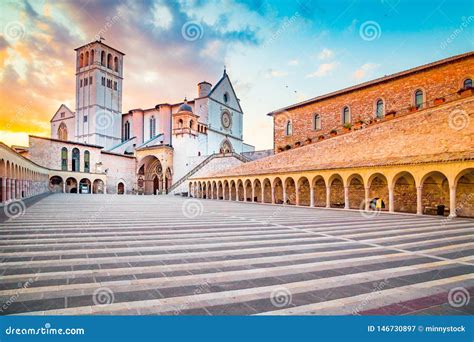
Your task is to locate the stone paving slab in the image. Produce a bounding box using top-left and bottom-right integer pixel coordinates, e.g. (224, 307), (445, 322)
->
(0, 194), (473, 316)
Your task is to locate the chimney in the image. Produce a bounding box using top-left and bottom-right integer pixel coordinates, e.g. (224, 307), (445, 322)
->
(198, 81), (212, 98)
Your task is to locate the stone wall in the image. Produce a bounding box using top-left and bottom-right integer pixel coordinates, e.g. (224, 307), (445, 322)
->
(273, 54), (474, 153)
(100, 151), (136, 194)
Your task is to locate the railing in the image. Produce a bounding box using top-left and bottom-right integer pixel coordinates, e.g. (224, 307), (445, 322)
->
(168, 152), (251, 193)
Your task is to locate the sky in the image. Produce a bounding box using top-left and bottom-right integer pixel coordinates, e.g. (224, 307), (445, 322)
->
(0, 0), (473, 150)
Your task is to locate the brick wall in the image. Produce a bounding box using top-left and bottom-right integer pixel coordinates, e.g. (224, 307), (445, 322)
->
(273, 54), (474, 153)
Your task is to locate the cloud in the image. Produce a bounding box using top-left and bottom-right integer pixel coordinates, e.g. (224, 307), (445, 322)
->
(317, 48), (334, 60)
(265, 68), (288, 78)
(306, 62), (338, 78)
(288, 59), (299, 66)
(0, 0), (263, 144)
(353, 63), (379, 80)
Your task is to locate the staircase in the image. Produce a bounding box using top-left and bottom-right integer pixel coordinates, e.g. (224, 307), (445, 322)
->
(168, 152), (251, 194)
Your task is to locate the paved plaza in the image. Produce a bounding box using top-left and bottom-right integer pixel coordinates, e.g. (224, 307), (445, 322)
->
(0, 194), (473, 315)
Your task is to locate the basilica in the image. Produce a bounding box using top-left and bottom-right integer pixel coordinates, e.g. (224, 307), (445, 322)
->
(17, 39), (258, 195)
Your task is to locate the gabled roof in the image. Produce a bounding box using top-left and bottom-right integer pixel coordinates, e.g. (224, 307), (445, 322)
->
(50, 104), (75, 122)
(268, 50), (474, 115)
(208, 70), (243, 113)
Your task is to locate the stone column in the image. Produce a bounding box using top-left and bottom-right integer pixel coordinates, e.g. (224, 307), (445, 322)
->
(325, 186), (331, 208)
(228, 186), (232, 201)
(1, 177), (6, 203)
(271, 186), (275, 204)
(449, 186), (457, 218)
(251, 186), (255, 202)
(388, 186), (395, 213)
(416, 186), (423, 215)
(243, 187), (247, 202)
(310, 187), (315, 207)
(364, 186), (370, 211)
(12, 180), (16, 200)
(295, 186), (300, 206)
(261, 186), (264, 203)
(283, 187), (288, 205)
(235, 186), (239, 201)
(344, 186), (349, 209)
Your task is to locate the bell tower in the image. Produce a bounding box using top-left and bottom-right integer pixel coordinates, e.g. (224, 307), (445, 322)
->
(74, 39), (124, 149)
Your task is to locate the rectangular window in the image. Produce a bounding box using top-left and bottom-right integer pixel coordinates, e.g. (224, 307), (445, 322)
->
(101, 77), (105, 86)
(114, 81), (117, 90)
(84, 116), (88, 123)
(60, 112), (65, 118)
(89, 76), (93, 84)
(80, 79), (83, 87)
(84, 78), (88, 86)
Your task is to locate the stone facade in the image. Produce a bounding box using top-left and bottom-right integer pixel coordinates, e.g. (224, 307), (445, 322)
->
(271, 52), (474, 153)
(191, 52), (474, 218)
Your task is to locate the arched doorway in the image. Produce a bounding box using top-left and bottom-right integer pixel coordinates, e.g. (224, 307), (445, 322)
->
(421, 171), (449, 216)
(263, 178), (272, 203)
(93, 179), (105, 194)
(223, 181), (229, 200)
(273, 178), (283, 204)
(348, 174), (365, 209)
(284, 177), (296, 205)
(368, 173), (389, 211)
(297, 177), (310, 206)
(65, 177), (78, 193)
(117, 182), (125, 195)
(455, 169), (474, 217)
(153, 175), (160, 195)
(244, 180), (252, 201)
(230, 181), (236, 200)
(393, 172), (417, 213)
(220, 139), (233, 154)
(254, 179), (262, 202)
(237, 180), (244, 201)
(137, 156), (165, 195)
(79, 178), (91, 194)
(312, 177), (326, 207)
(49, 176), (64, 193)
(329, 175), (344, 208)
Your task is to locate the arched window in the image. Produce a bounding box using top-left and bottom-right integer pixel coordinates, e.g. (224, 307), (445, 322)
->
(72, 148), (80, 172)
(150, 116), (156, 138)
(375, 99), (384, 118)
(223, 92), (229, 103)
(101, 51), (105, 66)
(90, 50), (95, 65)
(313, 114), (321, 130)
(80, 53), (84, 68)
(84, 150), (90, 173)
(107, 53), (112, 69)
(415, 89), (424, 109)
(464, 78), (473, 89)
(178, 119), (183, 128)
(190, 119), (194, 129)
(58, 122), (68, 141)
(123, 121), (130, 141)
(342, 106), (351, 124)
(85, 51), (89, 66)
(61, 147), (68, 171)
(285, 120), (292, 136)
(114, 56), (119, 72)
(220, 139), (233, 154)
